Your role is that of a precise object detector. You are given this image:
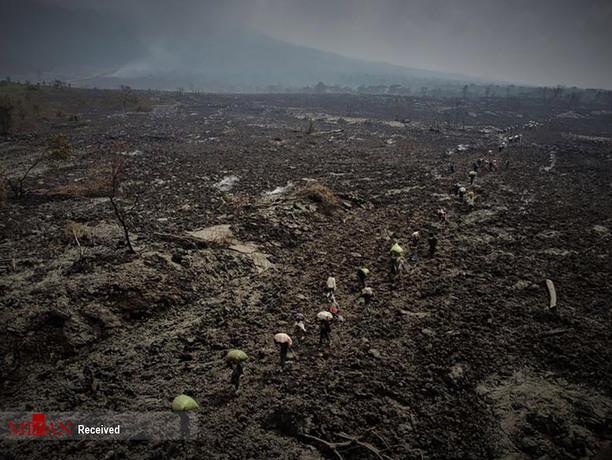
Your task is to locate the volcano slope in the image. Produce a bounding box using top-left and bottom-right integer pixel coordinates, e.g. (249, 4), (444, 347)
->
(1, 91), (611, 459)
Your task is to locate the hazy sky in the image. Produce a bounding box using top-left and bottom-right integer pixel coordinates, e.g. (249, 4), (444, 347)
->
(37, 0), (612, 89)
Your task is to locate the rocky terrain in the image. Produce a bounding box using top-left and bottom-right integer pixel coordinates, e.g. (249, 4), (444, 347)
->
(1, 90), (611, 459)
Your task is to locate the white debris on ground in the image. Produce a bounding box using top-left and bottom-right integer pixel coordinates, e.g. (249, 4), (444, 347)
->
(121, 149), (143, 157)
(292, 111), (407, 129)
(264, 182), (294, 196)
(447, 144), (472, 155)
(214, 175), (239, 192)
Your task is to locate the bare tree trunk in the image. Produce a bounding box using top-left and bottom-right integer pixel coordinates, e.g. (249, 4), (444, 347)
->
(8, 155), (43, 199)
(110, 196), (135, 253)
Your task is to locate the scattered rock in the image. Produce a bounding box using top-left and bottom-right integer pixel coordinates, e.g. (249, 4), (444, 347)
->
(536, 230), (562, 239)
(400, 310), (431, 319)
(188, 224), (234, 244)
(512, 280), (531, 290)
(592, 225), (609, 236)
(368, 348), (382, 359)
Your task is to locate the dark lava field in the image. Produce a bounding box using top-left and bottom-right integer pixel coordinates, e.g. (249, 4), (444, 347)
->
(1, 89), (611, 459)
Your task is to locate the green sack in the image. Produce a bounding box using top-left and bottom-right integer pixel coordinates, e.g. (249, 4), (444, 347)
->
(226, 349), (248, 363)
(390, 243), (403, 256)
(171, 394), (199, 411)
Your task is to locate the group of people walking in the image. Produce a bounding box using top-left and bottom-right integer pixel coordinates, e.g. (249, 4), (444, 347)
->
(226, 140), (519, 394)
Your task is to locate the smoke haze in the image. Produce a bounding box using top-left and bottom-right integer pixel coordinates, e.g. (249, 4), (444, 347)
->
(3, 0), (612, 89)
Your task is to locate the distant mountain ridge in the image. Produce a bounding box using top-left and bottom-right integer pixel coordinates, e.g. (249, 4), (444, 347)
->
(0, 0), (488, 91)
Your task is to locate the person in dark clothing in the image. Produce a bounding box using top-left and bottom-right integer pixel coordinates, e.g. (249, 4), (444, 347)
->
(410, 231), (420, 262)
(436, 207), (448, 222)
(458, 186), (467, 203)
(230, 362), (243, 393)
(357, 267), (369, 289)
(279, 342), (290, 367)
(389, 243), (404, 276)
(293, 313), (306, 345)
(319, 320), (332, 346)
(362, 287), (373, 306)
(428, 236), (438, 258)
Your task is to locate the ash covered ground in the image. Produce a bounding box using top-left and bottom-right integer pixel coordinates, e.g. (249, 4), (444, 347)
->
(1, 90), (611, 459)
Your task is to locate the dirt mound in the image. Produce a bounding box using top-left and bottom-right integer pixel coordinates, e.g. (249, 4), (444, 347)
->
(478, 370), (612, 458)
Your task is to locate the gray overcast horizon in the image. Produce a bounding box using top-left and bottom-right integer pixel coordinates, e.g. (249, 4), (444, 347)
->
(39, 0), (612, 89)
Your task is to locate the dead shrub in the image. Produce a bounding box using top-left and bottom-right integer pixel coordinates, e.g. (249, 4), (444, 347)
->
(64, 221), (90, 243)
(296, 182), (341, 214)
(6, 134), (72, 199)
(64, 221), (92, 256)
